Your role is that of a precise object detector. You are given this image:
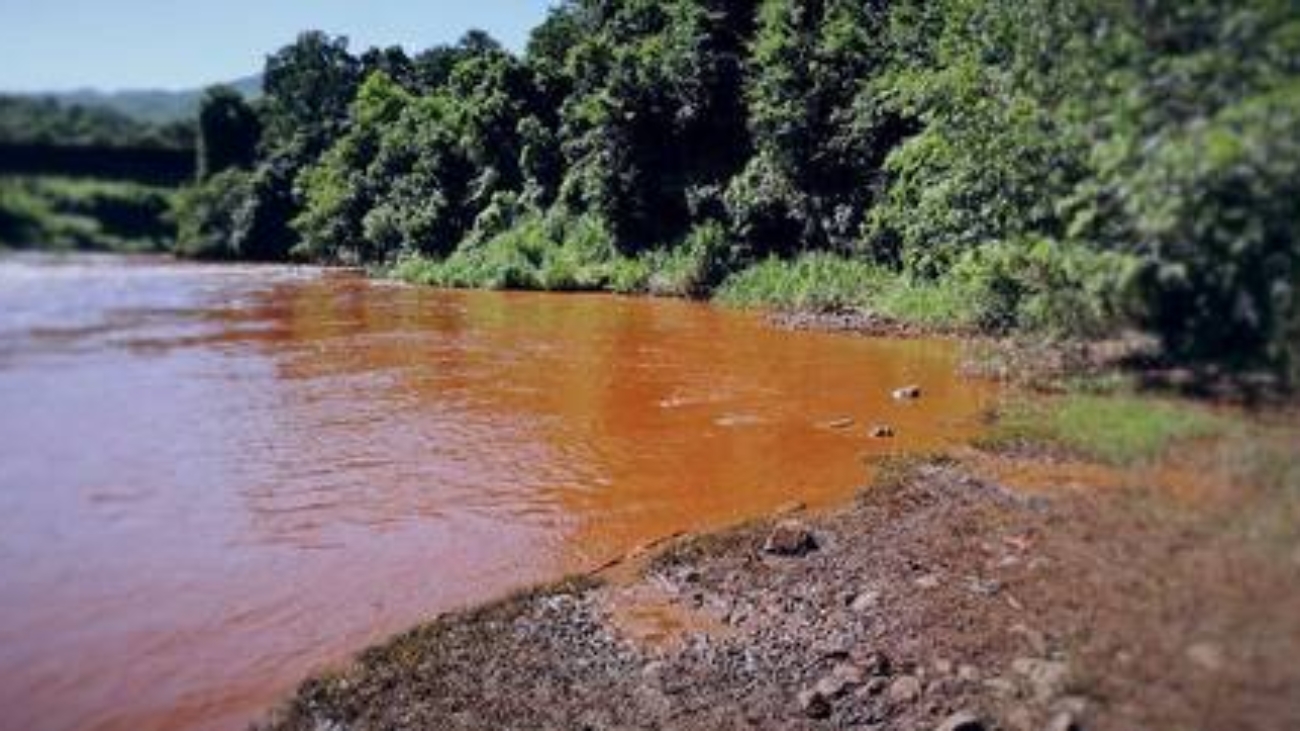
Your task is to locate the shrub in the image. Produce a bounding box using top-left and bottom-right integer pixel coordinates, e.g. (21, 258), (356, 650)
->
(1124, 85), (1300, 383)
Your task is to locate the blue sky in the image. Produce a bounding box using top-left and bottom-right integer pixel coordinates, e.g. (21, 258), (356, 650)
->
(0, 0), (556, 92)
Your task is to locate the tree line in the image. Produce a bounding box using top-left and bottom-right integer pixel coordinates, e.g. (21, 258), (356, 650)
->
(178, 0), (1300, 385)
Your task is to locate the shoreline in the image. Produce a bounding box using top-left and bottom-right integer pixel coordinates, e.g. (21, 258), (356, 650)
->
(257, 449), (1300, 730)
(251, 300), (1300, 731)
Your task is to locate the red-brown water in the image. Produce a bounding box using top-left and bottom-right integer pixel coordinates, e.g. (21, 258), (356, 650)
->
(0, 254), (996, 731)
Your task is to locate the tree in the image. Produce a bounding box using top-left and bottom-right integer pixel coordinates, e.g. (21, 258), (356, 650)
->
(196, 86), (260, 179)
(261, 31), (362, 156)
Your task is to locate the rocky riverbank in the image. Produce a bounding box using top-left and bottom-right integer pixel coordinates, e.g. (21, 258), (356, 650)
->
(259, 451), (1300, 731)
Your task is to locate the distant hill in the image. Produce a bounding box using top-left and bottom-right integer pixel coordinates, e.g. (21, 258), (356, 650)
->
(21, 75), (261, 124)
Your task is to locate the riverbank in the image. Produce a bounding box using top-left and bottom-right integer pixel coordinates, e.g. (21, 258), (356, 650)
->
(259, 385), (1300, 730)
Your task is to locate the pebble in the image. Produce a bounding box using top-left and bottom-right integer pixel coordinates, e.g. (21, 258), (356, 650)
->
(871, 424), (896, 439)
(936, 711), (986, 731)
(1045, 711), (1082, 731)
(849, 590), (880, 612)
(893, 385), (923, 400)
(1185, 641), (1224, 672)
(915, 574), (941, 590)
(1012, 657), (1069, 701)
(888, 675), (923, 704)
(762, 520), (819, 556)
(797, 688), (833, 719)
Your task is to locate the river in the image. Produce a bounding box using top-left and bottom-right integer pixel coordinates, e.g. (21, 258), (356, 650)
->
(0, 253), (995, 730)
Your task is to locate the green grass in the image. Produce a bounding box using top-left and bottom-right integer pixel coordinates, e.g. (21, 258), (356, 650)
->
(714, 253), (984, 330)
(985, 393), (1228, 465)
(392, 212), (630, 292)
(0, 175), (176, 252)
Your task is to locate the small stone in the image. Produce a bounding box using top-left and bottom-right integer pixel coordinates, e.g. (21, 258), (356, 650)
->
(863, 677), (889, 696)
(893, 385), (923, 400)
(870, 424), (896, 439)
(823, 417), (856, 429)
(798, 688), (833, 719)
(857, 650), (892, 677)
(936, 711), (986, 731)
(1012, 658), (1069, 701)
(957, 664), (981, 683)
(1005, 707), (1035, 731)
(967, 577), (1002, 597)
(888, 675), (923, 704)
(915, 574), (941, 590)
(830, 662), (866, 686)
(763, 520), (818, 556)
(983, 676), (1018, 698)
(1045, 711), (1082, 731)
(849, 590), (880, 612)
(814, 673), (852, 700)
(934, 658), (954, 675)
(1186, 642), (1224, 672)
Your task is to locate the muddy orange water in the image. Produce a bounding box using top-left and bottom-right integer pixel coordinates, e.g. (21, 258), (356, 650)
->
(0, 254), (995, 731)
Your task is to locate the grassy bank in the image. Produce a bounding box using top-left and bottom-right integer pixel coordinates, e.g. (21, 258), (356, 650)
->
(0, 176), (176, 252)
(388, 224), (1135, 341)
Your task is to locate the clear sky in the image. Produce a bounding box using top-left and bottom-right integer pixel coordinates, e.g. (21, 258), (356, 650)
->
(0, 0), (556, 92)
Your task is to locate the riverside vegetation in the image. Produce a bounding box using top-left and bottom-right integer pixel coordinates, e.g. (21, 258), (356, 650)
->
(158, 0), (1300, 388)
(5, 1), (1297, 386)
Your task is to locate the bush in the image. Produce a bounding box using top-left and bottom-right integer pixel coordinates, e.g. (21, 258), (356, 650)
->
(1124, 85), (1300, 382)
(950, 239), (1138, 337)
(0, 176), (175, 252)
(714, 253), (887, 311)
(640, 222), (736, 298)
(174, 169), (253, 259)
(392, 210), (623, 291)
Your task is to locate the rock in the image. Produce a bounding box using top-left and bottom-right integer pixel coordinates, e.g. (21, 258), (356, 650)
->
(934, 658), (954, 675)
(823, 417), (856, 429)
(967, 577), (1003, 597)
(983, 676), (1018, 698)
(893, 385), (923, 400)
(888, 675), (923, 704)
(1045, 711), (1082, 731)
(857, 650), (892, 677)
(830, 661), (866, 687)
(1012, 658), (1069, 701)
(914, 574), (941, 590)
(937, 711), (986, 731)
(1185, 641), (1224, 672)
(763, 520), (818, 556)
(814, 673), (852, 700)
(862, 677), (889, 696)
(957, 664), (981, 683)
(870, 424), (896, 438)
(797, 688), (833, 719)
(849, 590), (880, 612)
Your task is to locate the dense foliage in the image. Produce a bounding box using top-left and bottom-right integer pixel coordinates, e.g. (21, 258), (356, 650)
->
(175, 0), (1300, 384)
(0, 177), (175, 252)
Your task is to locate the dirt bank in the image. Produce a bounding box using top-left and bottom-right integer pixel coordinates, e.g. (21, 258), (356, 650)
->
(259, 452), (1300, 731)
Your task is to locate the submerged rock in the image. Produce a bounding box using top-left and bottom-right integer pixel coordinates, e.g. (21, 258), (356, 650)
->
(892, 385), (923, 400)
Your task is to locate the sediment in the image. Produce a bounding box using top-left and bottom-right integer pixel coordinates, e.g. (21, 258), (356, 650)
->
(259, 456), (1300, 730)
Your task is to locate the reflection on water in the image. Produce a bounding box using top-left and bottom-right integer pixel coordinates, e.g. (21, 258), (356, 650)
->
(0, 253), (995, 731)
